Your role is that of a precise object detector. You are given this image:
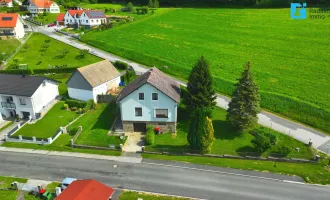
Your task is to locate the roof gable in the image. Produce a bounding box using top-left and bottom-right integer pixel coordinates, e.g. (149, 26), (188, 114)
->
(56, 13), (65, 21)
(118, 67), (180, 103)
(67, 10), (83, 17)
(76, 60), (121, 88)
(31, 0), (54, 8)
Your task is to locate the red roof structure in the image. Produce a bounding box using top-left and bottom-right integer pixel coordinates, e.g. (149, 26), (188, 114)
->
(0, 0), (13, 4)
(67, 10), (83, 17)
(55, 179), (115, 200)
(31, 0), (54, 8)
(56, 13), (65, 21)
(0, 13), (18, 28)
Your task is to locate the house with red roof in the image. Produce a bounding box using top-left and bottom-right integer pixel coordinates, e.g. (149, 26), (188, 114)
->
(0, 0), (13, 7)
(28, 0), (60, 15)
(0, 13), (25, 39)
(55, 179), (115, 200)
(56, 13), (64, 26)
(64, 9), (107, 29)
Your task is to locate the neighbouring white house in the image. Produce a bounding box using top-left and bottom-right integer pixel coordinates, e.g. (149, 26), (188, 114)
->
(117, 67), (181, 133)
(0, 13), (25, 39)
(56, 13), (64, 26)
(0, 74), (59, 120)
(0, 0), (13, 7)
(28, 0), (60, 15)
(66, 60), (121, 103)
(64, 9), (107, 29)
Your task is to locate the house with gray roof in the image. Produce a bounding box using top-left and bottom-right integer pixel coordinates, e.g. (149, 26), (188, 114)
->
(117, 67), (180, 133)
(0, 74), (59, 121)
(66, 60), (121, 103)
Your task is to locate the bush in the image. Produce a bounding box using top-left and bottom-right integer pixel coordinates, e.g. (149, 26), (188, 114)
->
(62, 103), (69, 110)
(0, 69), (32, 75)
(85, 99), (95, 110)
(78, 108), (84, 114)
(144, 125), (155, 145)
(33, 68), (76, 74)
(250, 127), (278, 145)
(126, 2), (134, 12)
(65, 99), (87, 109)
(71, 107), (78, 111)
(113, 60), (128, 70)
(68, 127), (78, 136)
(252, 133), (271, 153)
(142, 6), (149, 14)
(275, 145), (292, 156)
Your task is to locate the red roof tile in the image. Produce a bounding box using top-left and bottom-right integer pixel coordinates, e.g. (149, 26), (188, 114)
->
(56, 13), (64, 21)
(31, 0), (54, 8)
(67, 10), (83, 17)
(0, 13), (18, 28)
(55, 179), (114, 200)
(0, 0), (12, 3)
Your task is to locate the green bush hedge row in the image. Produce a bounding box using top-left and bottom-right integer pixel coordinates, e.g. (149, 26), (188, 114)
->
(113, 60), (129, 70)
(144, 125), (155, 145)
(0, 68), (76, 75)
(65, 99), (87, 109)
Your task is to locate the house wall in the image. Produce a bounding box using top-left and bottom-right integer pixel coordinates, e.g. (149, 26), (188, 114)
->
(28, 2), (59, 14)
(119, 83), (178, 123)
(0, 94), (34, 119)
(14, 17), (25, 39)
(31, 80), (59, 114)
(64, 12), (78, 26)
(92, 76), (120, 103)
(0, 111), (3, 123)
(68, 88), (93, 102)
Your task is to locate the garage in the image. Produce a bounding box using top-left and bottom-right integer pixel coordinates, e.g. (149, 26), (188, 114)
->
(22, 112), (30, 119)
(133, 123), (146, 132)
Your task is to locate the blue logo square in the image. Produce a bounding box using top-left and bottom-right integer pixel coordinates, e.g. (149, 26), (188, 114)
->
(290, 3), (307, 19)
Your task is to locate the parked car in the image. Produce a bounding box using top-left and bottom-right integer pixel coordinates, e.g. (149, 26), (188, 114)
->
(48, 23), (55, 27)
(61, 177), (77, 190)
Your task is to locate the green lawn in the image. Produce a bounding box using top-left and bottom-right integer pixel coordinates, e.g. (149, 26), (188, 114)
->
(120, 191), (191, 200)
(2, 134), (121, 156)
(147, 105), (314, 160)
(45, 182), (60, 193)
(0, 39), (20, 60)
(71, 103), (126, 147)
(0, 176), (28, 200)
(33, 13), (61, 25)
(0, 121), (14, 133)
(7, 33), (102, 70)
(13, 102), (79, 138)
(81, 8), (330, 133)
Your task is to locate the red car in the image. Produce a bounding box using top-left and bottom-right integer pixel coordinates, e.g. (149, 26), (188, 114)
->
(47, 23), (55, 27)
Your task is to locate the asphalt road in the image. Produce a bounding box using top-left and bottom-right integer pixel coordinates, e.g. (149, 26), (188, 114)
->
(0, 152), (329, 200)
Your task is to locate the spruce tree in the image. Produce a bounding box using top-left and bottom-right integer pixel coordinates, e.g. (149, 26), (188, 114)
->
(201, 116), (215, 154)
(187, 56), (216, 111)
(187, 108), (206, 150)
(226, 62), (261, 131)
(153, 0), (160, 8)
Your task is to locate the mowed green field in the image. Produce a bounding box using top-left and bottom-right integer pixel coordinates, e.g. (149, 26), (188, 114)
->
(81, 8), (330, 132)
(8, 33), (101, 69)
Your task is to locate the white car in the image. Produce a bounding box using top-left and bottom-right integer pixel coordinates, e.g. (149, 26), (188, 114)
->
(61, 177), (77, 190)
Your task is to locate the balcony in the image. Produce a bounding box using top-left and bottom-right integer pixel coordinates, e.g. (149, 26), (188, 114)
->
(0, 33), (15, 36)
(1, 102), (16, 109)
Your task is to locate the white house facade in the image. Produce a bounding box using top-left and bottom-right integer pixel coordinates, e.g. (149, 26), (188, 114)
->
(64, 9), (107, 29)
(0, 0), (13, 7)
(28, 0), (60, 14)
(0, 74), (59, 120)
(117, 67), (181, 133)
(66, 60), (121, 103)
(0, 13), (25, 39)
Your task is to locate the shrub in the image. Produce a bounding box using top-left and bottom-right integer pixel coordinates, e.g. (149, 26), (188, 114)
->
(71, 107), (78, 112)
(125, 69), (135, 83)
(65, 99), (87, 109)
(62, 103), (69, 110)
(85, 99), (95, 110)
(142, 6), (149, 14)
(126, 2), (134, 12)
(0, 69), (32, 75)
(113, 60), (128, 70)
(33, 67), (76, 74)
(68, 127), (78, 136)
(276, 145), (292, 156)
(78, 108), (84, 114)
(250, 127), (278, 145)
(144, 125), (155, 145)
(252, 133), (271, 153)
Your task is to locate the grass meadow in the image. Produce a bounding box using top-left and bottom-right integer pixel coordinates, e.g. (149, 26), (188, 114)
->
(81, 8), (330, 133)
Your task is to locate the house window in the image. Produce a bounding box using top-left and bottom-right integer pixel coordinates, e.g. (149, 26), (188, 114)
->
(86, 20), (88, 23)
(135, 107), (142, 117)
(20, 98), (26, 105)
(155, 109), (168, 118)
(152, 93), (158, 100)
(96, 19), (98, 22)
(91, 20), (93, 22)
(138, 93), (144, 100)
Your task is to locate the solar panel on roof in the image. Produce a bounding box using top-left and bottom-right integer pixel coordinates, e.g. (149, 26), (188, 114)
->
(2, 17), (13, 21)
(88, 11), (105, 18)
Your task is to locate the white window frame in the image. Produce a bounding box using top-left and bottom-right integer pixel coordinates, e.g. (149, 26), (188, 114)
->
(152, 93), (158, 101)
(154, 108), (168, 119)
(19, 98), (26, 105)
(135, 107), (142, 117)
(138, 93), (144, 101)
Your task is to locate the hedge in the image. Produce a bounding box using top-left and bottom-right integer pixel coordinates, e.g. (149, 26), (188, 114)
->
(0, 69), (32, 75)
(65, 99), (87, 109)
(113, 60), (128, 70)
(33, 68), (77, 74)
(144, 125), (155, 145)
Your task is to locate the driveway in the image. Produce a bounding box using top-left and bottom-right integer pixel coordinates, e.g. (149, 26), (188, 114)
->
(122, 132), (144, 153)
(35, 26), (330, 155)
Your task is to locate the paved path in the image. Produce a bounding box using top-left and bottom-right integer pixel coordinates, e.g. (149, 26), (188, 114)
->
(1, 151), (329, 200)
(122, 132), (144, 153)
(35, 26), (330, 155)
